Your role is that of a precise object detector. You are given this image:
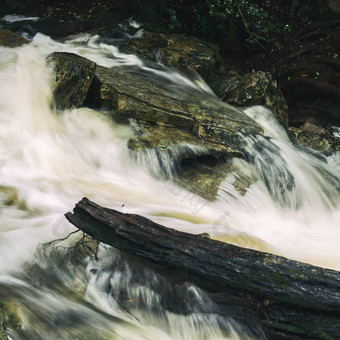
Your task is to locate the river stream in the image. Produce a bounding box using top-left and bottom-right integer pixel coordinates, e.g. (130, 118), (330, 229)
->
(0, 30), (340, 339)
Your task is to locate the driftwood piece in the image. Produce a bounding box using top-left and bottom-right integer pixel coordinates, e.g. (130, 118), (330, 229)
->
(65, 197), (340, 339)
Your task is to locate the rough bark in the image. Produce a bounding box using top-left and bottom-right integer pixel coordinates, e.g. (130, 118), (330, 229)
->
(66, 197), (340, 339)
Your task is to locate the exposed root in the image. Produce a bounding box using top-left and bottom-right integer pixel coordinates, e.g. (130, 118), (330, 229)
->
(38, 229), (100, 267)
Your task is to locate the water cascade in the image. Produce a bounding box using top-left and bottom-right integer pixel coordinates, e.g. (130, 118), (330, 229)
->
(0, 31), (339, 339)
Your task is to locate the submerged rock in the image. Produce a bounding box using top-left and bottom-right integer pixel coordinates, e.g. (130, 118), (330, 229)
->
(127, 122), (238, 159)
(0, 186), (18, 206)
(0, 29), (28, 47)
(232, 176), (252, 195)
(46, 52), (96, 110)
(121, 31), (220, 80)
(0, 302), (23, 339)
(176, 161), (237, 201)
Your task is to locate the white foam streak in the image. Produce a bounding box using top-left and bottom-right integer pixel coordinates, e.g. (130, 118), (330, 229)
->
(1, 15), (40, 22)
(62, 34), (214, 94)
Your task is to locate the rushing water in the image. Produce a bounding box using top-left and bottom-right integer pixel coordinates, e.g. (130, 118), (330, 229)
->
(0, 31), (340, 339)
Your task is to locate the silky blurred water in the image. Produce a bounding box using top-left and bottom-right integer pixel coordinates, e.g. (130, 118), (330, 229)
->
(0, 32), (339, 339)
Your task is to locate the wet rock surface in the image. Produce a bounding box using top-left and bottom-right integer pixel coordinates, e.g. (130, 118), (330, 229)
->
(0, 29), (28, 47)
(85, 63), (263, 158)
(46, 49), (339, 201)
(288, 117), (340, 153)
(121, 31), (220, 80)
(127, 122), (236, 159)
(213, 70), (288, 124)
(47, 52), (96, 111)
(176, 161), (236, 201)
(47, 52), (266, 199)
(0, 186), (18, 206)
(290, 127), (340, 153)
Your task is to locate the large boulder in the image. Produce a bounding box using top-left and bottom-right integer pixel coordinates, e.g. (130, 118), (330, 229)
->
(48, 52), (266, 200)
(213, 70), (288, 124)
(121, 31), (220, 80)
(0, 29), (28, 47)
(86, 63), (263, 159)
(46, 52), (96, 110)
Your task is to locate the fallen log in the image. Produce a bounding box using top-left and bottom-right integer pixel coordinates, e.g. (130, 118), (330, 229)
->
(65, 197), (340, 339)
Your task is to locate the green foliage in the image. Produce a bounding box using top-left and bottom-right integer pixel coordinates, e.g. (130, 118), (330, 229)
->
(133, 0), (286, 46)
(201, 0), (279, 44)
(167, 8), (182, 30)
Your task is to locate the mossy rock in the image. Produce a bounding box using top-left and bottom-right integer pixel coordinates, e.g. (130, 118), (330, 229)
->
(222, 71), (288, 125)
(86, 63), (263, 158)
(47, 52), (96, 111)
(233, 176), (252, 195)
(128, 122), (257, 200)
(209, 70), (243, 100)
(46, 52), (263, 160)
(48, 52), (266, 200)
(0, 29), (28, 47)
(121, 31), (221, 81)
(289, 117), (340, 153)
(292, 128), (340, 153)
(127, 121), (244, 159)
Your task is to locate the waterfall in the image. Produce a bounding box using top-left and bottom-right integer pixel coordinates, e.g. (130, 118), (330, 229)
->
(0, 31), (339, 339)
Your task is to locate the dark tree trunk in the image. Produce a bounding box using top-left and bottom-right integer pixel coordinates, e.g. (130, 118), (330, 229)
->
(65, 197), (340, 339)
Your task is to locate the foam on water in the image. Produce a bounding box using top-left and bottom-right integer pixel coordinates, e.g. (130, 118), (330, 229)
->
(0, 32), (339, 339)
(1, 15), (40, 23)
